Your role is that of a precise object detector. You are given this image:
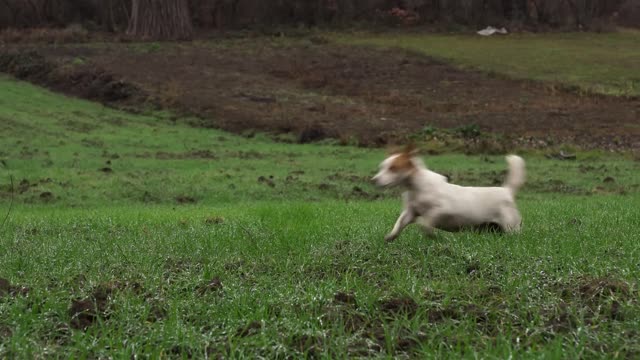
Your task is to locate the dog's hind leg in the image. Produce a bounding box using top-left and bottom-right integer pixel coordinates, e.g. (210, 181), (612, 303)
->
(385, 210), (415, 242)
(500, 206), (522, 233)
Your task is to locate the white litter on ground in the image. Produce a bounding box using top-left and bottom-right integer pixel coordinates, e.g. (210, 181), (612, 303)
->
(477, 26), (509, 36)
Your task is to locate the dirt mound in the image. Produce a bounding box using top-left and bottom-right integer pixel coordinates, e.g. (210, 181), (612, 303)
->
(68, 283), (115, 330)
(379, 296), (419, 316)
(0, 50), (144, 105)
(0, 277), (29, 298)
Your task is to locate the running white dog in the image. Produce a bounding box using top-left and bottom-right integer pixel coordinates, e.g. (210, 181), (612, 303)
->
(372, 146), (525, 242)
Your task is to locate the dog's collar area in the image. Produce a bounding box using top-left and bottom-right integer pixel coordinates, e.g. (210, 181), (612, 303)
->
(405, 168), (429, 189)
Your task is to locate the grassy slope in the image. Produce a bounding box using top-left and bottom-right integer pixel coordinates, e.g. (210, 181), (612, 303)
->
(336, 30), (640, 96)
(1, 76), (640, 358)
(2, 76), (638, 207)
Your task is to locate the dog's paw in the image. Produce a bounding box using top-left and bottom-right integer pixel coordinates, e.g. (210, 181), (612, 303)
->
(384, 234), (397, 242)
(421, 228), (436, 238)
(423, 232), (437, 239)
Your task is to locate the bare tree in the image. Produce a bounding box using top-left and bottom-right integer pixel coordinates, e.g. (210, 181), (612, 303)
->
(127, 0), (193, 40)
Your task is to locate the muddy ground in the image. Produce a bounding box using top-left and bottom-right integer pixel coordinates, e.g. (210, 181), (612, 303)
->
(2, 38), (639, 150)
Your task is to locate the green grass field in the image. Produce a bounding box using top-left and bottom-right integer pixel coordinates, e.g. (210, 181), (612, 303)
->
(1, 75), (640, 358)
(337, 30), (640, 96)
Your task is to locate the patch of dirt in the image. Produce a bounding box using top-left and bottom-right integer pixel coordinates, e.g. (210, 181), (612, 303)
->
(549, 275), (636, 330)
(141, 191), (159, 203)
(223, 259), (246, 273)
(320, 292), (366, 334)
(527, 179), (589, 195)
(0, 325), (11, 338)
(355, 320), (430, 356)
(2, 41), (639, 151)
(257, 175), (276, 187)
(0, 277), (29, 298)
(574, 276), (633, 302)
(289, 333), (324, 357)
(347, 185), (381, 200)
(2, 40), (638, 150)
(168, 345), (194, 358)
(426, 303), (488, 324)
(175, 195), (197, 204)
(18, 179), (32, 193)
(343, 312), (368, 334)
(465, 260), (482, 275)
(423, 288), (446, 302)
(67, 274), (88, 290)
(333, 291), (358, 307)
(379, 296), (418, 317)
(152, 150), (218, 160)
(592, 185), (628, 195)
(39, 191), (54, 201)
(226, 150), (266, 159)
(317, 183), (333, 191)
(235, 320), (262, 337)
(163, 258), (203, 276)
(67, 280), (142, 330)
(0, 51), (143, 105)
(545, 302), (578, 333)
(204, 215), (225, 225)
(147, 301), (168, 322)
(69, 283), (114, 330)
(196, 277), (224, 295)
(347, 338), (383, 357)
(298, 126), (327, 144)
(394, 327), (429, 352)
(321, 300), (367, 334)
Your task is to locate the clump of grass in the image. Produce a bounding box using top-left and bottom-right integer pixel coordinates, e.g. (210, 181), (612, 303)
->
(454, 123), (482, 139)
(71, 57), (87, 66)
(128, 42), (164, 54)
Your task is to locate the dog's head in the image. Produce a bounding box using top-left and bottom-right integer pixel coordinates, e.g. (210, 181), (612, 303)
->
(372, 144), (419, 187)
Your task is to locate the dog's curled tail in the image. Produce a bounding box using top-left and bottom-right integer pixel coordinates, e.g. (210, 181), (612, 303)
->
(504, 155), (526, 195)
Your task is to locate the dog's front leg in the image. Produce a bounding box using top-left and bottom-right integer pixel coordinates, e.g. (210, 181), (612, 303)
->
(385, 210), (415, 242)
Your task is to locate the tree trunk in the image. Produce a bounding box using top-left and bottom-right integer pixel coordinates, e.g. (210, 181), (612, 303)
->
(127, 0), (193, 40)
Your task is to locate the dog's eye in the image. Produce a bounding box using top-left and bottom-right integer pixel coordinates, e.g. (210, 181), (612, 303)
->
(389, 164), (398, 171)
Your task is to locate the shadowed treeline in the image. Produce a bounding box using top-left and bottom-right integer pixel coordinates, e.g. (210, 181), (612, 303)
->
(0, 0), (638, 32)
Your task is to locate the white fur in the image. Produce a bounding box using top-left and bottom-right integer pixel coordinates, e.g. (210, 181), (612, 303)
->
(372, 154), (525, 241)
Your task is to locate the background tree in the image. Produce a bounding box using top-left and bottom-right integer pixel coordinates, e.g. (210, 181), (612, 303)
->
(127, 0), (192, 40)
(0, 0), (636, 31)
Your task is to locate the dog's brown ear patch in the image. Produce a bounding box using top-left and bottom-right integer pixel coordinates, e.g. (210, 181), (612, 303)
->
(404, 143), (418, 156)
(387, 144), (418, 156)
(386, 145), (402, 155)
(389, 152), (415, 172)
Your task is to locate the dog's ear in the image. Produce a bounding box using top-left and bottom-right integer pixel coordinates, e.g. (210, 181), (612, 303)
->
(386, 145), (402, 155)
(404, 143), (419, 156)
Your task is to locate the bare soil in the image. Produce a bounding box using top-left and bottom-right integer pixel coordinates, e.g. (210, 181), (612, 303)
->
(3, 39), (639, 150)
